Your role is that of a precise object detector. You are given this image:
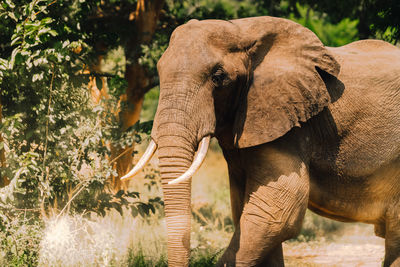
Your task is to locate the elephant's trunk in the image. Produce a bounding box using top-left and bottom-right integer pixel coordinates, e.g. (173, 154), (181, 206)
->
(150, 76), (214, 265)
(158, 130), (196, 267)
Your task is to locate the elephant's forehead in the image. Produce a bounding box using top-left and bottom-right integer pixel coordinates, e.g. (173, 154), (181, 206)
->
(169, 20), (239, 52)
(158, 41), (216, 75)
(158, 36), (218, 78)
(171, 19), (235, 40)
(158, 20), (239, 76)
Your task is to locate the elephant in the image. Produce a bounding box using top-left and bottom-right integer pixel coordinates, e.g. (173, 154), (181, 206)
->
(122, 16), (400, 266)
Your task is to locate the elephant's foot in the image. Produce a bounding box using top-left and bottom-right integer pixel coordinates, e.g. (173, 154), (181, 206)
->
(259, 244), (284, 267)
(216, 176), (308, 266)
(384, 251), (400, 267)
(217, 240), (284, 267)
(216, 231), (239, 267)
(384, 204), (400, 267)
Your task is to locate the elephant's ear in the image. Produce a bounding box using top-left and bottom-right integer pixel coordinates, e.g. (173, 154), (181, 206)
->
(232, 17), (340, 148)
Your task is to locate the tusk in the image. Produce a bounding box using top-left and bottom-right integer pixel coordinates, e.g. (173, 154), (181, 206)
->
(168, 136), (210, 185)
(121, 140), (157, 180)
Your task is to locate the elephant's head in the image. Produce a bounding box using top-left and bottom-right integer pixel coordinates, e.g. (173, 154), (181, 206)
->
(123, 16), (340, 266)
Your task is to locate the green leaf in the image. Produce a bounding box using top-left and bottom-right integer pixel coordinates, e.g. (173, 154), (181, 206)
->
(9, 48), (20, 69)
(48, 29), (57, 37)
(108, 75), (127, 97)
(95, 77), (102, 91)
(149, 204), (155, 214)
(5, 0), (15, 9)
(41, 17), (53, 24)
(138, 203), (150, 217)
(111, 202), (123, 216)
(150, 196), (161, 203)
(138, 121), (153, 134)
(6, 11), (17, 21)
(115, 189), (124, 198)
(126, 191), (140, 198)
(10, 36), (21, 46)
(131, 206), (139, 217)
(99, 209), (106, 217)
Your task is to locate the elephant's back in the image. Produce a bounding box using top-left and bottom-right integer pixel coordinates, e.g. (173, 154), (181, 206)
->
(311, 41), (400, 178)
(331, 39), (398, 52)
(328, 40), (400, 90)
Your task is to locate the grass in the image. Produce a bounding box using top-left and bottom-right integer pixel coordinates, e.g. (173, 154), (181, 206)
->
(126, 249), (221, 267)
(126, 249), (167, 267)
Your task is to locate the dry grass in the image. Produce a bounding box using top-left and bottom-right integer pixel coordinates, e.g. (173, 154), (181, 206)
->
(39, 212), (135, 266)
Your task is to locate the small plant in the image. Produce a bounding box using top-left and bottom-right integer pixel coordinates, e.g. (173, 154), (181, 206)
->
(0, 194), (42, 266)
(291, 210), (344, 242)
(125, 247), (221, 267)
(192, 202), (233, 232)
(126, 249), (168, 267)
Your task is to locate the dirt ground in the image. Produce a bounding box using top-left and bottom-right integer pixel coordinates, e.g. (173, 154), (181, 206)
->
(283, 224), (385, 267)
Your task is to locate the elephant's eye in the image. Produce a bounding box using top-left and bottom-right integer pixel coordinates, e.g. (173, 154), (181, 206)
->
(211, 70), (226, 87)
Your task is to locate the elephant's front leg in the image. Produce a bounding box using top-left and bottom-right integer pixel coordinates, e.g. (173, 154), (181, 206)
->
(218, 142), (310, 267)
(222, 148), (246, 226)
(384, 202), (400, 267)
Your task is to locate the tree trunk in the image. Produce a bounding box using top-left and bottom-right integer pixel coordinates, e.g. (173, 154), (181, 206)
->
(88, 55), (109, 105)
(108, 0), (164, 192)
(86, 0), (165, 192)
(111, 95), (144, 192)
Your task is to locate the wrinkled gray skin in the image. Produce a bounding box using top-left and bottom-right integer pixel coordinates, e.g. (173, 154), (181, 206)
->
(150, 16), (400, 266)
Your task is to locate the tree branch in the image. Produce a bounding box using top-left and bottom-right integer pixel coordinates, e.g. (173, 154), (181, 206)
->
(79, 72), (117, 78)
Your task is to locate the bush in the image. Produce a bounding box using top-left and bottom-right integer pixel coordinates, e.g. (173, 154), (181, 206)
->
(289, 3), (358, 47)
(0, 196), (42, 266)
(0, 0), (163, 217)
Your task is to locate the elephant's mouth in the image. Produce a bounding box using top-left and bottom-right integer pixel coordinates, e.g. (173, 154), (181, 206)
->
(121, 135), (211, 184)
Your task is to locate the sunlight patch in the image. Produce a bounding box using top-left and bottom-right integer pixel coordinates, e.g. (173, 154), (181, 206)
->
(39, 213), (135, 266)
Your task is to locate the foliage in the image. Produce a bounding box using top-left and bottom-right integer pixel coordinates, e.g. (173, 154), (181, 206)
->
(0, 0), (162, 219)
(0, 2), (164, 264)
(167, 0), (259, 20)
(299, 0), (400, 43)
(252, 0), (298, 17)
(0, 198), (42, 266)
(289, 3), (358, 46)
